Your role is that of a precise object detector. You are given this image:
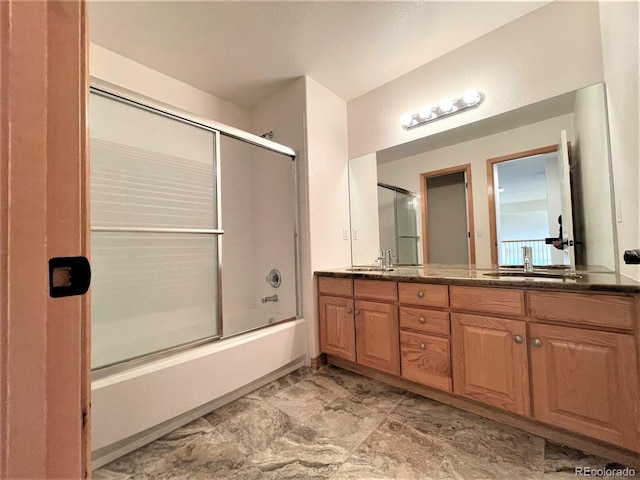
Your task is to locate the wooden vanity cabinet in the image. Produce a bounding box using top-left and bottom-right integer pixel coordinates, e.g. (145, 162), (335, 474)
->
(319, 278), (400, 373)
(318, 278), (355, 361)
(317, 273), (640, 460)
(529, 322), (639, 451)
(355, 299), (400, 375)
(319, 295), (356, 362)
(398, 282), (453, 392)
(400, 331), (452, 392)
(451, 313), (530, 416)
(352, 280), (400, 375)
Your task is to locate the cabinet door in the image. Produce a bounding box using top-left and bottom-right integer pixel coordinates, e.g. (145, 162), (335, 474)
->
(355, 300), (400, 375)
(319, 295), (355, 362)
(452, 313), (530, 416)
(530, 323), (639, 451)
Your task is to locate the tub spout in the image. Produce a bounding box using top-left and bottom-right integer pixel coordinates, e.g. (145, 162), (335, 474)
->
(261, 294), (278, 303)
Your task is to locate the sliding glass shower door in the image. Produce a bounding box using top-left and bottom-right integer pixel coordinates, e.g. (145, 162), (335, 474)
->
(219, 135), (298, 337)
(90, 91), (221, 370)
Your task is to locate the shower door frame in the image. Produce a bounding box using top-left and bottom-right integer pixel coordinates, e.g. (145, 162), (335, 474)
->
(89, 84), (300, 379)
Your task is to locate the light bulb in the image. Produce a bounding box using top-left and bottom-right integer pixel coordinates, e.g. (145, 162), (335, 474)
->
(463, 89), (480, 105)
(439, 98), (454, 113)
(418, 106), (432, 120)
(400, 113), (413, 127)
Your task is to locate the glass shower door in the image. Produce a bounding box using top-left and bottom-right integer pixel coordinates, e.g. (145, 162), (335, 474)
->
(219, 135), (297, 337)
(395, 191), (419, 265)
(90, 90), (221, 370)
(377, 184), (420, 265)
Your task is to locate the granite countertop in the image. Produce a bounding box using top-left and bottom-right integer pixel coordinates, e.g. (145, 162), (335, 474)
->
(314, 264), (640, 293)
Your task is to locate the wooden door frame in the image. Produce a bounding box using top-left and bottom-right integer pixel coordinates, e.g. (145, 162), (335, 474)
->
(0, 1), (89, 478)
(486, 145), (558, 266)
(419, 164), (475, 265)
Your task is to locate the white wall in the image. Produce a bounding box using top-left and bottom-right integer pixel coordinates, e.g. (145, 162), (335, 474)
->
(599, 2), (640, 281)
(377, 114), (575, 267)
(90, 44), (250, 130)
(349, 153), (381, 265)
(573, 84), (616, 270)
(347, 1), (604, 159)
(305, 76), (351, 357)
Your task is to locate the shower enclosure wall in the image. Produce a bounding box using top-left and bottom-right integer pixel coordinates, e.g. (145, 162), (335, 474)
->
(90, 88), (299, 372)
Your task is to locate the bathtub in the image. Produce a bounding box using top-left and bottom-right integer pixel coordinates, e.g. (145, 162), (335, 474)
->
(91, 318), (308, 469)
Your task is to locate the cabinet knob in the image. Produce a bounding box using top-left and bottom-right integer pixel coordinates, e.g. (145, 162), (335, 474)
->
(513, 335), (523, 344)
(355, 310), (361, 315)
(346, 309), (353, 314)
(532, 338), (543, 348)
(417, 291), (424, 298)
(419, 343), (426, 350)
(418, 317), (426, 324)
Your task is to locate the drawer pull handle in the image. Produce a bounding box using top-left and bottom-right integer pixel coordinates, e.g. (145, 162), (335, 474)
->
(419, 343), (426, 350)
(346, 309), (353, 314)
(417, 291), (424, 298)
(532, 338), (543, 348)
(418, 317), (426, 324)
(513, 335), (523, 344)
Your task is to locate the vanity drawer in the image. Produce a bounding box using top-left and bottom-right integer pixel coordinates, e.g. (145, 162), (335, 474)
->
(527, 291), (636, 330)
(354, 279), (397, 302)
(450, 286), (525, 317)
(399, 306), (450, 336)
(401, 331), (452, 392)
(318, 277), (353, 297)
(398, 283), (449, 307)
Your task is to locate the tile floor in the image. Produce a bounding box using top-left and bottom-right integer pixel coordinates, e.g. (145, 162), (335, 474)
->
(94, 365), (636, 479)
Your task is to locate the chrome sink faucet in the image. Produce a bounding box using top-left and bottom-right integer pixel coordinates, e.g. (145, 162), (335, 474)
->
(374, 249), (396, 271)
(522, 246), (534, 273)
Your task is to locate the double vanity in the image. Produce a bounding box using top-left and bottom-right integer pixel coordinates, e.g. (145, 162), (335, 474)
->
(315, 266), (640, 465)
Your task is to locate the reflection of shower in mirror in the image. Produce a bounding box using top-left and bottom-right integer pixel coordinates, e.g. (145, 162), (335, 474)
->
(377, 183), (420, 266)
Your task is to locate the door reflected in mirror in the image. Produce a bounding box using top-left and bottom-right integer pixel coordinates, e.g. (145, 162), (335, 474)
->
(488, 145), (568, 267)
(421, 165), (475, 265)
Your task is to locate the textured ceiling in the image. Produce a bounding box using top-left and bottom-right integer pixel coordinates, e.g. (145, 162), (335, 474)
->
(89, 1), (550, 109)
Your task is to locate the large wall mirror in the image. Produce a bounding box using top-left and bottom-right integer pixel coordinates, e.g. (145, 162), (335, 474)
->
(348, 83), (618, 271)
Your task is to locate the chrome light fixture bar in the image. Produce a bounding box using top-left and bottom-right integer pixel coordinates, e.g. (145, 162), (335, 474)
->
(401, 89), (485, 130)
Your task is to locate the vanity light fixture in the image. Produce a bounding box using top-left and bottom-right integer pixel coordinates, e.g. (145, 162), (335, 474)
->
(401, 89), (484, 130)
